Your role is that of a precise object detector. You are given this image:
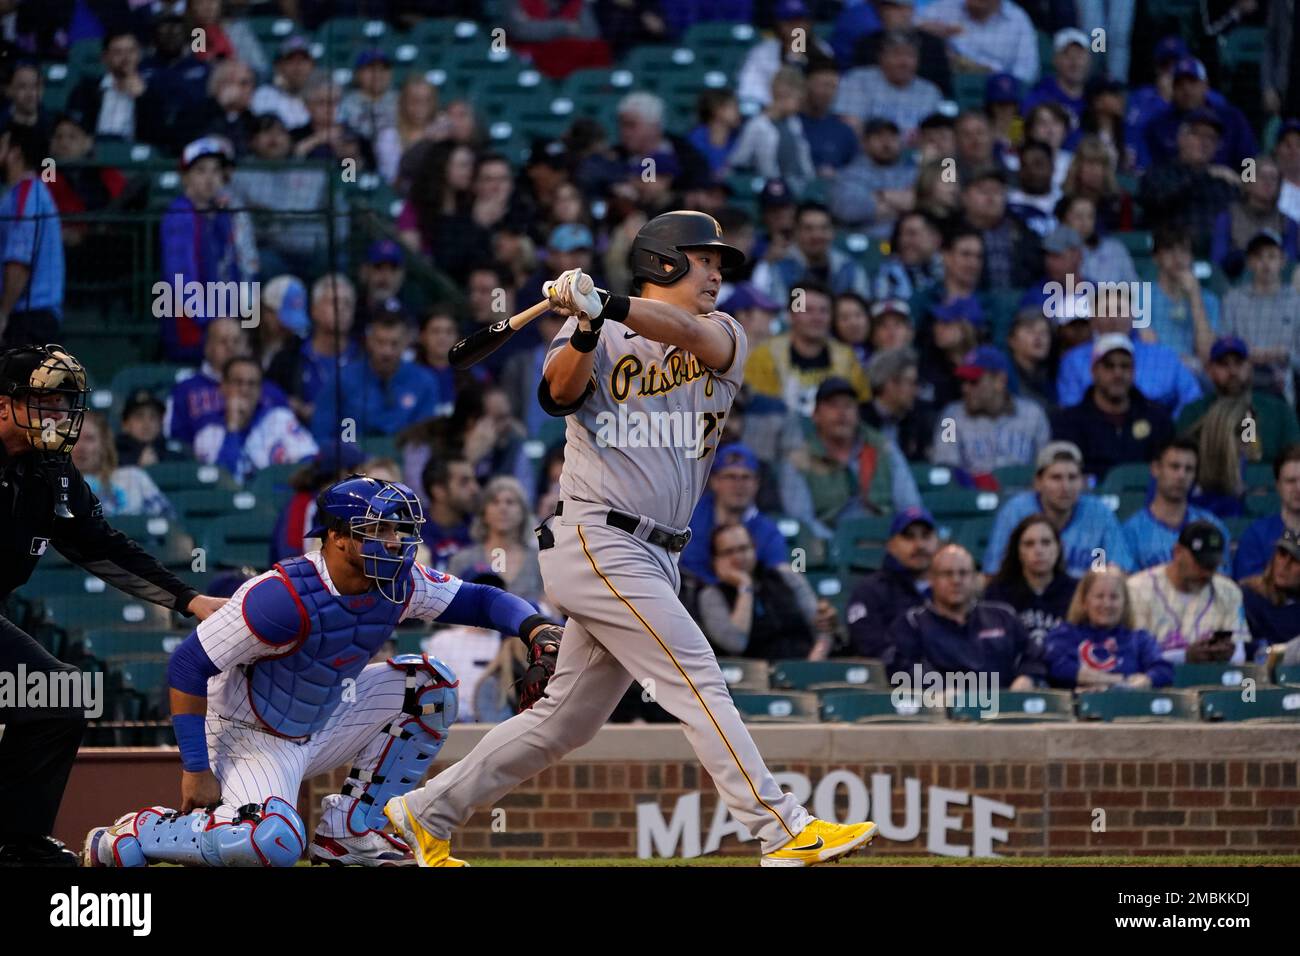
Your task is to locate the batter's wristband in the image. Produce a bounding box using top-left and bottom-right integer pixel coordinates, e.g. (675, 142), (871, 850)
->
(569, 324), (602, 353)
(518, 613), (555, 646)
(172, 713), (210, 772)
(600, 293), (631, 324)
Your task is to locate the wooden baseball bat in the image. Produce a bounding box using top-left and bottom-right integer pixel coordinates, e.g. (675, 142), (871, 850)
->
(449, 273), (598, 370)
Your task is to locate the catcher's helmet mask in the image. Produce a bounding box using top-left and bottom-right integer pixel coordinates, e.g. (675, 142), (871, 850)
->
(630, 211), (745, 291)
(309, 474), (426, 603)
(0, 343), (90, 456)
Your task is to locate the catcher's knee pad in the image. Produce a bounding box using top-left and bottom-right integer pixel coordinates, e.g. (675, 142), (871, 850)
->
(133, 797), (305, 867)
(343, 654), (459, 833)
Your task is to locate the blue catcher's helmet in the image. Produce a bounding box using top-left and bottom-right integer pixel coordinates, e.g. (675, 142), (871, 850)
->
(307, 475), (425, 603)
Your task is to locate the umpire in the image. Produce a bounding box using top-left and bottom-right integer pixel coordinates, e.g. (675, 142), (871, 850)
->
(0, 344), (225, 865)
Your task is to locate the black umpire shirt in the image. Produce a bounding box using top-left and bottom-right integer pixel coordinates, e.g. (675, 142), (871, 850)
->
(0, 444), (198, 611)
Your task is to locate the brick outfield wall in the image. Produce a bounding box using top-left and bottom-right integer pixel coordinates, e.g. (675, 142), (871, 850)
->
(304, 725), (1300, 859)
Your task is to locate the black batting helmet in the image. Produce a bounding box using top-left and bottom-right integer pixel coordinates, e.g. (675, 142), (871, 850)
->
(630, 210), (745, 289)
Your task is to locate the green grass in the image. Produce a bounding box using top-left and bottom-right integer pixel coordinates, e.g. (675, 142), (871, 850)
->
(459, 854), (1300, 867)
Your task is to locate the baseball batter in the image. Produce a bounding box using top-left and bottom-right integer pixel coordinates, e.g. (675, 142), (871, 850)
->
(83, 476), (562, 867)
(388, 211), (877, 866)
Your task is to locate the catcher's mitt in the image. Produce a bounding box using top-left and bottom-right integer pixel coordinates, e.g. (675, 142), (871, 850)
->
(517, 624), (562, 712)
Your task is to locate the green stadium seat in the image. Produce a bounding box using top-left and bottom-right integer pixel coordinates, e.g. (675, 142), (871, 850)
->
(952, 72), (986, 110)
(819, 689), (946, 723)
(83, 629), (188, 657)
(716, 657), (770, 691)
(992, 464), (1035, 492)
(832, 516), (893, 572)
(948, 689), (1074, 723)
(1246, 492), (1280, 517)
(769, 658), (881, 690)
(1200, 687), (1300, 722)
(93, 140), (156, 166)
(248, 463), (301, 509)
(804, 572), (848, 613)
(1217, 26), (1265, 72)
(911, 463), (955, 492)
(145, 461), (238, 494)
(1116, 231), (1153, 257)
(170, 487), (265, 524)
(922, 488), (1000, 520)
(1275, 664), (1300, 687)
(246, 16), (298, 47)
(953, 516), (995, 560)
(108, 655), (171, 696)
(1173, 662), (1267, 689)
(1100, 461), (1152, 494)
(103, 513), (176, 544)
(199, 511), (276, 572)
(681, 21), (758, 50)
(1075, 688), (1199, 722)
(770, 515), (829, 570)
(33, 585), (172, 631)
(1243, 462), (1275, 489)
(729, 690), (820, 722)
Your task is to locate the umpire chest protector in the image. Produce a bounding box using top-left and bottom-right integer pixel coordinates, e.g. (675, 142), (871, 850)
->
(245, 556), (409, 740)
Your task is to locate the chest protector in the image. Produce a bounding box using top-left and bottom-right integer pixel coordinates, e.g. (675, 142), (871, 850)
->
(246, 556), (410, 739)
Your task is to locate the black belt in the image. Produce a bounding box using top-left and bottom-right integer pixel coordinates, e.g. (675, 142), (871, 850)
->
(552, 501), (692, 553)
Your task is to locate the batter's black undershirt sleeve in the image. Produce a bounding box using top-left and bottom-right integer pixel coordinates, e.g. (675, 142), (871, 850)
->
(51, 481), (200, 614)
(538, 374), (596, 417)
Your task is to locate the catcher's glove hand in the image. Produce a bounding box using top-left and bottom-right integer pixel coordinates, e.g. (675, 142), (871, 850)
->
(517, 624), (563, 712)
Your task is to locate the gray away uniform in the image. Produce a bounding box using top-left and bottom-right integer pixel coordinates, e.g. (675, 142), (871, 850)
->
(400, 311), (811, 852)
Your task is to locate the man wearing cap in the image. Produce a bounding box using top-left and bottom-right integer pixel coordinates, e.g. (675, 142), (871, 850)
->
(889, 543), (1043, 689)
(1022, 28), (1092, 127)
(1004, 306), (1054, 410)
(844, 505), (938, 660)
(1176, 336), (1300, 464)
(933, 345), (1049, 486)
(117, 388), (183, 467)
(1127, 520), (1251, 663)
(1210, 156), (1299, 279)
(1223, 229), (1300, 407)
(203, 58), (259, 159)
(356, 239), (423, 338)
(1124, 36), (1189, 146)
(834, 31), (943, 141)
(681, 443), (788, 584)
(850, 1), (954, 97)
(744, 280), (872, 417)
(864, 346), (930, 462)
(136, 12), (211, 151)
(1055, 281), (1203, 420)
(718, 283), (780, 348)
(520, 224), (597, 309)
(0, 125), (64, 348)
(1051, 334), (1174, 483)
(917, 0), (1038, 84)
(1240, 529), (1300, 658)
(252, 34), (316, 132)
(267, 274), (362, 426)
(917, 288), (983, 426)
(983, 440), (1134, 577)
(958, 164), (1042, 291)
(799, 62), (861, 174)
(1138, 110), (1241, 247)
(830, 117), (919, 237)
(66, 29), (147, 142)
(255, 274), (308, 370)
(737, 0), (836, 107)
(1139, 56), (1256, 171)
(340, 49), (397, 143)
(1121, 437), (1231, 574)
(1234, 444), (1300, 580)
(780, 377), (922, 544)
(158, 136), (249, 362)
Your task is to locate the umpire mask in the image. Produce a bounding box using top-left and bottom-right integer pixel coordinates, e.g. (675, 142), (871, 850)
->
(0, 344), (90, 455)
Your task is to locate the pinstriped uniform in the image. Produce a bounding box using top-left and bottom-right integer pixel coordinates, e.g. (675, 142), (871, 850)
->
(195, 551), (462, 837)
(400, 312), (812, 853)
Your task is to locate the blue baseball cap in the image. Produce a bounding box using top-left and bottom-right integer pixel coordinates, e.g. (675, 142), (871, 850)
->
(1182, 107), (1223, 134)
(986, 73), (1021, 106)
(713, 443), (760, 475)
(760, 178), (794, 208)
(1156, 36), (1189, 65)
(1209, 335), (1249, 362)
(955, 345), (1011, 380)
(354, 48), (392, 69)
(548, 223), (594, 252)
(277, 34), (314, 60)
(1173, 57), (1208, 82)
(367, 239), (404, 265)
(1280, 119), (1300, 140)
(718, 282), (779, 314)
(775, 0), (810, 20)
(932, 295), (985, 327)
(889, 505), (936, 537)
(262, 275), (309, 336)
(814, 376), (859, 405)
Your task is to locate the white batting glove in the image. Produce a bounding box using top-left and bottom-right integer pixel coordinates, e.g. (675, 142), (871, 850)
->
(544, 268), (604, 327)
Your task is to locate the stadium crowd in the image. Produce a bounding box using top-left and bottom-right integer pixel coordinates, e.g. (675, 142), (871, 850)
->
(2, 0), (1300, 722)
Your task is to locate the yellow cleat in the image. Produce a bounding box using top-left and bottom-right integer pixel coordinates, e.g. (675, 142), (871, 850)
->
(761, 819), (877, 868)
(383, 796), (468, 868)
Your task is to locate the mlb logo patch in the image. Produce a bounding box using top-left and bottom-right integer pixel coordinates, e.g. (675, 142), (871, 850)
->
(30, 537), (49, 556)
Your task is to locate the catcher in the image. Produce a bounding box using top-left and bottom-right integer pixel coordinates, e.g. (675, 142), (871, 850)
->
(83, 474), (560, 867)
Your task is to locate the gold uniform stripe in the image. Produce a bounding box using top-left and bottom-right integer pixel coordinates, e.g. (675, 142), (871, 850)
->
(576, 525), (795, 842)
